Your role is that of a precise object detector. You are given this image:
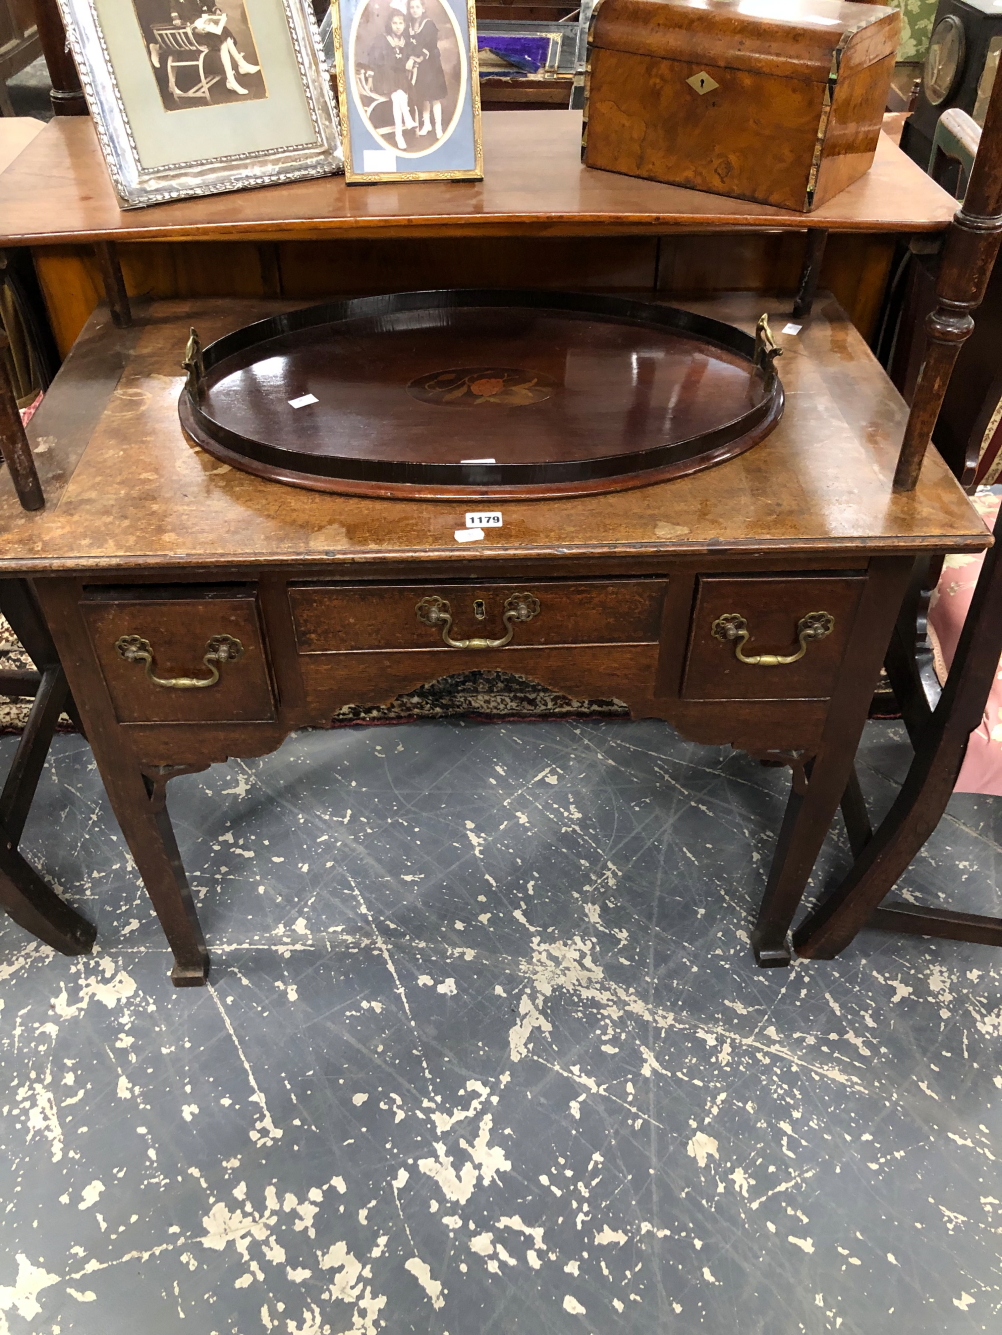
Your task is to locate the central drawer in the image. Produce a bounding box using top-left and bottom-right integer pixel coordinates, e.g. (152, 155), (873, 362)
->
(289, 581), (668, 654)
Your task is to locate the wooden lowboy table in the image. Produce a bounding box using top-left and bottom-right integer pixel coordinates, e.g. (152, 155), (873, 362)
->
(0, 292), (986, 984)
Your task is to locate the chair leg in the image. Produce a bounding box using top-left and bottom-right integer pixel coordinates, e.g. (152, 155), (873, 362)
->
(0, 665), (70, 843)
(0, 333), (44, 512)
(795, 498), (1002, 959)
(0, 580), (95, 955)
(792, 229), (828, 320)
(793, 721), (974, 958)
(0, 671), (95, 956)
(869, 901), (1002, 946)
(0, 834), (95, 955)
(839, 765), (873, 858)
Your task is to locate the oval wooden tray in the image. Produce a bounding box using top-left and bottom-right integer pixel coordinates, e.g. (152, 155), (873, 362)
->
(178, 290), (784, 499)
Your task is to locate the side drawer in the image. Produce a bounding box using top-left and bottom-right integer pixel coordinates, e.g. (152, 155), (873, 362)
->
(81, 586), (276, 724)
(681, 573), (866, 702)
(289, 580), (668, 653)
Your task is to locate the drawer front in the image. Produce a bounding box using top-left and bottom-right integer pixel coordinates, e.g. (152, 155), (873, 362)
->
(682, 574), (865, 702)
(81, 588), (275, 724)
(290, 581), (668, 654)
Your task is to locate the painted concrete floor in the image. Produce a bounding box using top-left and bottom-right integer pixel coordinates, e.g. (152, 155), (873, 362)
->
(0, 716), (1000, 1335)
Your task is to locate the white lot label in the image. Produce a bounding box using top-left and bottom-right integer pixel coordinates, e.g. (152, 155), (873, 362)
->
(455, 528), (484, 543)
(363, 149), (397, 173)
(289, 393), (318, 408)
(781, 323), (802, 336)
(466, 511), (502, 528)
(461, 458), (496, 464)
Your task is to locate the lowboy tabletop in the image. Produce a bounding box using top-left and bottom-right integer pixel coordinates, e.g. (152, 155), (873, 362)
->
(0, 294), (984, 571)
(0, 112), (958, 246)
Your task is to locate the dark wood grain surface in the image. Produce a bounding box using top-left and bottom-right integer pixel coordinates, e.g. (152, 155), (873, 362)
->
(0, 112), (958, 247)
(185, 294), (779, 497)
(290, 580), (668, 652)
(0, 292), (984, 575)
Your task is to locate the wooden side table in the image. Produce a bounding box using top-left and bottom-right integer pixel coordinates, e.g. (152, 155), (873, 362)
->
(0, 292), (984, 984)
(0, 111), (959, 359)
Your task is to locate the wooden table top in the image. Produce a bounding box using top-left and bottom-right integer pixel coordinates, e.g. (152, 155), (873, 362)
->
(0, 293), (985, 574)
(0, 112), (958, 247)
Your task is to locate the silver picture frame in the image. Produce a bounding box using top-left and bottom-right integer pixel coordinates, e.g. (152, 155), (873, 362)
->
(57, 0), (344, 209)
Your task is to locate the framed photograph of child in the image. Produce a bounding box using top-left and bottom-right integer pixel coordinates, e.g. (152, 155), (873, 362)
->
(330, 0), (482, 184)
(56, 0), (343, 208)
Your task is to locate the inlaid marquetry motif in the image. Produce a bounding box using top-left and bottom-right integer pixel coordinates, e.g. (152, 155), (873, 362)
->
(406, 367), (555, 407)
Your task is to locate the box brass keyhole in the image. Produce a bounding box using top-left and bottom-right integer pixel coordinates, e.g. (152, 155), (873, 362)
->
(473, 599), (486, 620)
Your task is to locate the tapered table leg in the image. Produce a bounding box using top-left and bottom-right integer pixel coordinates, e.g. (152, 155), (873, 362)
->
(91, 759), (209, 985)
(751, 556), (914, 964)
(33, 580), (209, 985)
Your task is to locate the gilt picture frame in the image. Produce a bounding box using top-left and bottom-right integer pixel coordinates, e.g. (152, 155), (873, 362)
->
(56, 0), (343, 209)
(330, 0), (482, 185)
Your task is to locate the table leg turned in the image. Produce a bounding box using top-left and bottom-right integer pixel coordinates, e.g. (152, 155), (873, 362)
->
(751, 556), (914, 964)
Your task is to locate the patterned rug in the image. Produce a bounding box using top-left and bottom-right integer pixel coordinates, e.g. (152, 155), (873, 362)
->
(0, 616), (69, 733)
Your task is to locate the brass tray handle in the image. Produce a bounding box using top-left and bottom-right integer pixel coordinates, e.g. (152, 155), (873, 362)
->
(753, 313), (783, 388)
(416, 593), (541, 649)
(115, 633), (245, 689)
(711, 611), (834, 666)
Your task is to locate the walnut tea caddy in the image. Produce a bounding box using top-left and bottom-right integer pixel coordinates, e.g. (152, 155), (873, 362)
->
(583, 0), (901, 211)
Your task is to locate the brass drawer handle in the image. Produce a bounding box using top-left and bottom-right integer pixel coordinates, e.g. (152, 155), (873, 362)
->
(115, 633), (245, 689)
(711, 611), (834, 666)
(416, 593), (541, 649)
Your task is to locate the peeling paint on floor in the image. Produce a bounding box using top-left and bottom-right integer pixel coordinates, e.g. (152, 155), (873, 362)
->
(0, 718), (999, 1334)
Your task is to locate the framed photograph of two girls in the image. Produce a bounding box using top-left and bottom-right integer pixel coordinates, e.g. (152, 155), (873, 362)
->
(331, 0), (483, 183)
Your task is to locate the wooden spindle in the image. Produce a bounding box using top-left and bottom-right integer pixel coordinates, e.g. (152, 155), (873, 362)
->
(893, 55), (1002, 491)
(30, 0), (87, 118)
(0, 335), (44, 513)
